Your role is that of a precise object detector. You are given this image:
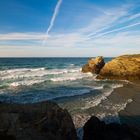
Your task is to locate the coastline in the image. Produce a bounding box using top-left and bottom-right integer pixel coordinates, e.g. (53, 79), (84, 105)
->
(108, 81), (140, 128)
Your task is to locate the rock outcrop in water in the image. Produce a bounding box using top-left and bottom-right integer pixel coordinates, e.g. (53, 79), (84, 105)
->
(98, 54), (140, 81)
(82, 54), (140, 81)
(83, 116), (140, 140)
(82, 56), (105, 74)
(0, 101), (77, 140)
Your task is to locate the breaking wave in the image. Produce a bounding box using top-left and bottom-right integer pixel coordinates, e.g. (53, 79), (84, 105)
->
(81, 84), (123, 110)
(0, 67), (93, 87)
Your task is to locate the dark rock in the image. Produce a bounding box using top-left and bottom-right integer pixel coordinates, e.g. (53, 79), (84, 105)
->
(0, 133), (16, 140)
(0, 101), (78, 140)
(83, 116), (140, 140)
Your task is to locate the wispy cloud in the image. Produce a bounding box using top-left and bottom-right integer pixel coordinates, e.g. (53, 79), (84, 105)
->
(87, 31), (140, 47)
(0, 3), (140, 56)
(79, 5), (131, 35)
(127, 12), (140, 20)
(0, 33), (44, 40)
(87, 22), (140, 40)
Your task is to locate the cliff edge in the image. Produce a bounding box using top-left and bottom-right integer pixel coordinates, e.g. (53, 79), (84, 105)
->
(82, 54), (140, 81)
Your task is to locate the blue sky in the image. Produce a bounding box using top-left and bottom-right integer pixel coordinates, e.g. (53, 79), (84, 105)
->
(0, 0), (140, 57)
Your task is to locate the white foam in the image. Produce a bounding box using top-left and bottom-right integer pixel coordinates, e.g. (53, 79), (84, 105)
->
(111, 84), (124, 89)
(0, 67), (94, 88)
(81, 83), (124, 110)
(74, 98), (133, 131)
(50, 73), (92, 82)
(68, 64), (76, 68)
(96, 99), (133, 124)
(111, 99), (133, 112)
(73, 114), (91, 128)
(0, 68), (46, 80)
(0, 68), (83, 81)
(93, 86), (104, 90)
(9, 79), (45, 87)
(81, 88), (114, 110)
(51, 77), (77, 82)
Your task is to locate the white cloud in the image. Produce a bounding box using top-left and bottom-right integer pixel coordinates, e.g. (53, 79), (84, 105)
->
(79, 5), (131, 35)
(0, 3), (140, 57)
(0, 33), (44, 40)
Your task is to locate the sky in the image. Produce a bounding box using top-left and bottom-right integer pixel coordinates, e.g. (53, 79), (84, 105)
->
(0, 0), (140, 57)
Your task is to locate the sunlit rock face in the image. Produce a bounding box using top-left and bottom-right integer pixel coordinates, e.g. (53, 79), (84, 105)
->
(97, 54), (140, 81)
(82, 54), (140, 81)
(82, 56), (105, 74)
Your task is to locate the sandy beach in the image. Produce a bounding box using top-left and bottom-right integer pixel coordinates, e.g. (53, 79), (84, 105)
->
(109, 81), (140, 128)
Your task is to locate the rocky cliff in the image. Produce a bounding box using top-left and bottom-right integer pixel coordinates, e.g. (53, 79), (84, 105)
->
(0, 101), (77, 140)
(82, 56), (105, 74)
(98, 54), (140, 81)
(82, 54), (140, 81)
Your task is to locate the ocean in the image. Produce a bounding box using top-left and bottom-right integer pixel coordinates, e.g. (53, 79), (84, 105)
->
(0, 57), (132, 128)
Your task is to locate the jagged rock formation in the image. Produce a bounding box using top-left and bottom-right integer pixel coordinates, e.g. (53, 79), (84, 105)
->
(83, 116), (140, 140)
(1, 100), (140, 140)
(97, 54), (140, 81)
(82, 56), (105, 74)
(82, 54), (140, 81)
(0, 101), (77, 140)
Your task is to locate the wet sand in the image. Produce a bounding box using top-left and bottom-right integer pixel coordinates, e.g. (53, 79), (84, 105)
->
(109, 81), (140, 128)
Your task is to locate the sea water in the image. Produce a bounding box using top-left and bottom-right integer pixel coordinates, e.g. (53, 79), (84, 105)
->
(0, 58), (132, 128)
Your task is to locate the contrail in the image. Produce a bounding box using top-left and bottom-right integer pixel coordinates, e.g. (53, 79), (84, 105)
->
(87, 13), (140, 38)
(87, 22), (140, 40)
(43, 0), (62, 45)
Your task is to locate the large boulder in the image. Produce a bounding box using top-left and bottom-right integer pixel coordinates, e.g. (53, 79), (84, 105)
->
(82, 56), (105, 74)
(0, 101), (77, 140)
(83, 116), (140, 140)
(97, 54), (140, 81)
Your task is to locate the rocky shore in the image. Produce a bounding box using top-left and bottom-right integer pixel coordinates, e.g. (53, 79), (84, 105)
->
(0, 101), (77, 140)
(81, 54), (140, 139)
(82, 54), (140, 81)
(0, 54), (140, 140)
(0, 99), (140, 140)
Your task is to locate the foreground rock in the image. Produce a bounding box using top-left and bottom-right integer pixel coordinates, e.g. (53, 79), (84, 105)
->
(82, 56), (105, 74)
(98, 54), (140, 81)
(83, 116), (140, 140)
(0, 101), (77, 140)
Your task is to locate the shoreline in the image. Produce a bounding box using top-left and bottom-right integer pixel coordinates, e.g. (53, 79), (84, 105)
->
(108, 81), (140, 127)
